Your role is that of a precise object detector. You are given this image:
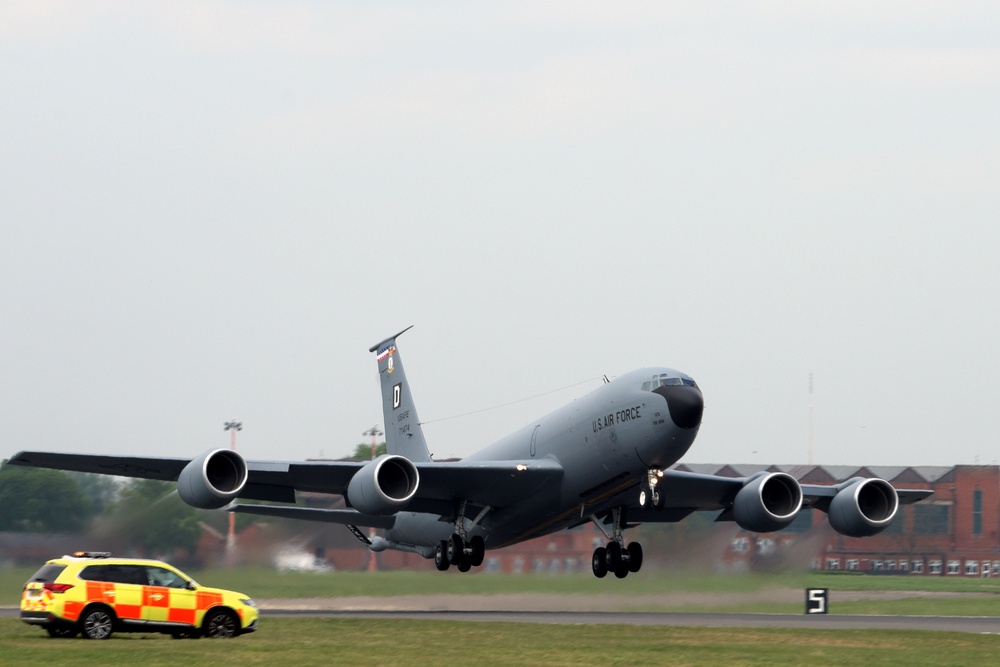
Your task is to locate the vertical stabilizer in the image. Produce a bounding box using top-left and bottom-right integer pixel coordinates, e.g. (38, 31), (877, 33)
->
(368, 327), (432, 462)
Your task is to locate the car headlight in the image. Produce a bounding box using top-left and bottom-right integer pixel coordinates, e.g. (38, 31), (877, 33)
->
(239, 598), (257, 608)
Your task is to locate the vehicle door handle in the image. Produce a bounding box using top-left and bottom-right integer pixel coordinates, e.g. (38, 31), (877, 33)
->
(105, 591), (116, 597)
(151, 594), (164, 600)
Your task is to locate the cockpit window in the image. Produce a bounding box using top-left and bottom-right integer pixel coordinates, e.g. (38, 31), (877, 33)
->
(643, 374), (698, 391)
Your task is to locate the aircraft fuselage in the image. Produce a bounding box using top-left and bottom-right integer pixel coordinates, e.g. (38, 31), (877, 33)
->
(386, 367), (703, 553)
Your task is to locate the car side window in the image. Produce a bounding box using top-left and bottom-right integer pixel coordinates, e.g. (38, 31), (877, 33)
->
(79, 565), (114, 582)
(118, 565), (147, 586)
(146, 566), (188, 588)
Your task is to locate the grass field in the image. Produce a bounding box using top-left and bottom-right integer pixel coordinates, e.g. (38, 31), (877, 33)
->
(3, 567), (999, 616)
(1, 617), (997, 667)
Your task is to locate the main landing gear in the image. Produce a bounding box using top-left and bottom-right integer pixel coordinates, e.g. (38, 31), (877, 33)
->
(590, 507), (643, 579)
(434, 501), (489, 573)
(434, 534), (485, 572)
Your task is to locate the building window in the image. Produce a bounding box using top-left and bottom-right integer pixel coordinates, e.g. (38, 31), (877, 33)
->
(826, 558), (841, 571)
(871, 560), (883, 572)
(847, 559), (860, 571)
(912, 560), (923, 574)
(913, 504), (950, 534)
(898, 560), (908, 573)
(982, 561), (991, 578)
(972, 489), (983, 536)
(886, 560), (896, 572)
(947, 560), (960, 575)
(965, 560), (979, 576)
(929, 560), (942, 574)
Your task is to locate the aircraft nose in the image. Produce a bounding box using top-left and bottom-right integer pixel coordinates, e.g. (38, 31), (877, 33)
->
(653, 385), (704, 430)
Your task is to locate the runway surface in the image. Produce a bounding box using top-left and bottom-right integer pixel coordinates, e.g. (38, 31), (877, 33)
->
(3, 606), (996, 634)
(259, 609), (999, 634)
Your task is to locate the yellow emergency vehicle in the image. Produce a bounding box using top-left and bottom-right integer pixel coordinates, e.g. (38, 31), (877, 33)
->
(20, 552), (259, 639)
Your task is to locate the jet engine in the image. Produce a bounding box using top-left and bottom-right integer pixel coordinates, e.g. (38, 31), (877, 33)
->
(177, 448), (249, 509)
(827, 477), (899, 537)
(346, 454), (419, 515)
(732, 472), (803, 533)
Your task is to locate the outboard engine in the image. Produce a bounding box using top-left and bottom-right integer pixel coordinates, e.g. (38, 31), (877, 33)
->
(828, 477), (899, 537)
(347, 454), (419, 515)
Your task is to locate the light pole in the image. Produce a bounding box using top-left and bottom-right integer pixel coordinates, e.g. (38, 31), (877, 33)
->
(361, 425), (383, 571)
(362, 425), (383, 460)
(223, 420), (242, 565)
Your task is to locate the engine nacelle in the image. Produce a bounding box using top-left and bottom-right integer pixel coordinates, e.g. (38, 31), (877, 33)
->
(828, 477), (899, 537)
(732, 472), (803, 533)
(177, 449), (248, 509)
(347, 454), (419, 515)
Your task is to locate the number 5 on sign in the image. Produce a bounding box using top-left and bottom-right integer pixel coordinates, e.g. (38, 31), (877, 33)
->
(805, 588), (828, 614)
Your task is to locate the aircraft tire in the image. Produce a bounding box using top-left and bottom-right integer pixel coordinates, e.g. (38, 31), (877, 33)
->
(434, 541), (450, 571)
(457, 556), (472, 573)
(653, 488), (665, 510)
(592, 547), (608, 578)
(470, 535), (485, 567)
(606, 542), (623, 572)
(626, 542), (643, 572)
(447, 534), (464, 563)
(639, 487), (651, 510)
(614, 565), (629, 579)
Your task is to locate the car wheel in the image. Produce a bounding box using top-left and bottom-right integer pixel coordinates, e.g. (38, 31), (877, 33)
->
(80, 606), (115, 640)
(203, 609), (238, 638)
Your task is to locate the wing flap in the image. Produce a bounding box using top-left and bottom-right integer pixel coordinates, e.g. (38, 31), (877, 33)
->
(227, 504), (397, 529)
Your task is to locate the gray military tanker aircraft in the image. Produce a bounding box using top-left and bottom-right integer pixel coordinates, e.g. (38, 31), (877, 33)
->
(8, 327), (932, 578)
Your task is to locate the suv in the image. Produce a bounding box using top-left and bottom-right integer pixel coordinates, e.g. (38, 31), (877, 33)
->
(21, 552), (259, 639)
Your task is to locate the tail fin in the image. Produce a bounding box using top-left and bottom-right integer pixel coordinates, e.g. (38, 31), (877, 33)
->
(368, 326), (432, 462)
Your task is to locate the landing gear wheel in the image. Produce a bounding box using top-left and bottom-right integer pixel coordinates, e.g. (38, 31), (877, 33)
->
(469, 535), (485, 567)
(434, 541), (451, 571)
(447, 533), (464, 564)
(614, 564), (629, 579)
(80, 606), (114, 640)
(591, 547), (608, 578)
(606, 541), (623, 572)
(653, 487), (665, 510)
(626, 542), (643, 573)
(639, 486), (651, 510)
(203, 609), (238, 638)
(457, 556), (472, 573)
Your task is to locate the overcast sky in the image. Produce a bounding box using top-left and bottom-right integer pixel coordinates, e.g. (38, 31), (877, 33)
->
(2, 2), (998, 469)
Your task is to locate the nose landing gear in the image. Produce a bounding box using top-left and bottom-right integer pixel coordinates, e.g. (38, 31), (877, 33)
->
(638, 468), (665, 510)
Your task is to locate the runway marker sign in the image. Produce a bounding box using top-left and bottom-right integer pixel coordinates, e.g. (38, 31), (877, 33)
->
(805, 588), (828, 614)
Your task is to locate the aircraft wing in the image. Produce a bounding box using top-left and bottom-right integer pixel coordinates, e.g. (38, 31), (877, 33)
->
(626, 469), (933, 523)
(5, 450), (564, 516)
(5, 451), (190, 481)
